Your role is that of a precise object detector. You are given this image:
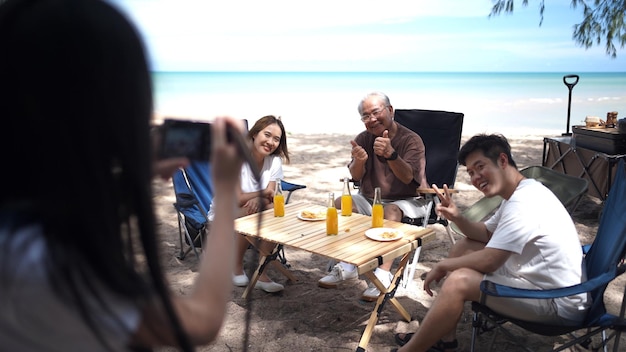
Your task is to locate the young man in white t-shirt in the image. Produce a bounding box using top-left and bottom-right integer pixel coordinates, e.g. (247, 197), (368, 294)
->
(393, 134), (588, 352)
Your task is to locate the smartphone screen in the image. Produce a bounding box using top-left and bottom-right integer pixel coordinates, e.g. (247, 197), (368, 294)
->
(159, 119), (212, 161)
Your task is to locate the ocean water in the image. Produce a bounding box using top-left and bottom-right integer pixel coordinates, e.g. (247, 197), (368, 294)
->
(152, 72), (626, 136)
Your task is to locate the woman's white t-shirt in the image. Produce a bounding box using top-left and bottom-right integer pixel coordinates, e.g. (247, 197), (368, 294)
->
(208, 155), (283, 220)
(240, 155), (283, 193)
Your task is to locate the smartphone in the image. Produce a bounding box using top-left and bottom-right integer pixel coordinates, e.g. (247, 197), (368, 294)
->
(159, 119), (212, 161)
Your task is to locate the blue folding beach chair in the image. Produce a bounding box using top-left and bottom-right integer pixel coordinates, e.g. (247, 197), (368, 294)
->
(172, 162), (211, 260)
(173, 161), (306, 260)
(470, 159), (626, 352)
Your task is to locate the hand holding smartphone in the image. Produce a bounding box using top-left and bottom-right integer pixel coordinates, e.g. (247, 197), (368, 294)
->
(157, 118), (261, 181)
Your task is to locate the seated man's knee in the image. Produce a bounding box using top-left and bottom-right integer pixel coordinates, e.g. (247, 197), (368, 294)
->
(383, 204), (403, 221)
(441, 268), (482, 300)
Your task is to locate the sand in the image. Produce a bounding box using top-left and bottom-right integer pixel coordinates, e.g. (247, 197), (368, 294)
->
(153, 133), (624, 352)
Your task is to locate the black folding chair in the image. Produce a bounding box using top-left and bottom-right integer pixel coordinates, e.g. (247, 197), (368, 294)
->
(394, 109), (464, 286)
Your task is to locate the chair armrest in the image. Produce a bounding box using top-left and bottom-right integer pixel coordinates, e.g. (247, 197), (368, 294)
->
(281, 180), (306, 192)
(281, 180), (307, 204)
(416, 188), (459, 194)
(481, 269), (618, 299)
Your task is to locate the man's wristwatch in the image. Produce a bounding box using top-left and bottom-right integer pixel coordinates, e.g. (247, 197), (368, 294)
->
(385, 150), (398, 161)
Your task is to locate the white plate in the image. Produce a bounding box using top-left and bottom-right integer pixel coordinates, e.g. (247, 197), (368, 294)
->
(365, 228), (404, 242)
(297, 210), (327, 221)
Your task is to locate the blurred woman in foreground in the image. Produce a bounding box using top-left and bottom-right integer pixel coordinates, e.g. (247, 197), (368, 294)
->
(0, 0), (240, 350)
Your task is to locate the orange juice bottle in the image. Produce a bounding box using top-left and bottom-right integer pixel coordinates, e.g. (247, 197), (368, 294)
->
(273, 179), (285, 217)
(326, 192), (338, 235)
(341, 177), (352, 216)
(371, 187), (384, 228)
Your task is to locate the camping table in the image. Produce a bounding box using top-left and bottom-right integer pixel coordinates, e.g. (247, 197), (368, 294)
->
(233, 201), (435, 352)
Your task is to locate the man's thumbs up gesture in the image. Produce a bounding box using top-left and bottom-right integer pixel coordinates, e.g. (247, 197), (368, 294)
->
(374, 129), (393, 158)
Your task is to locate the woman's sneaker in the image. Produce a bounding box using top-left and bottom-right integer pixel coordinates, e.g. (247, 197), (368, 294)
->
(232, 273), (250, 287)
(318, 263), (358, 288)
(255, 280), (284, 293)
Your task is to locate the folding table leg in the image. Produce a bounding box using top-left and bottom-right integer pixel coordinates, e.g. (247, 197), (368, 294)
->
(357, 252), (413, 352)
(241, 240), (298, 299)
(242, 251), (268, 300)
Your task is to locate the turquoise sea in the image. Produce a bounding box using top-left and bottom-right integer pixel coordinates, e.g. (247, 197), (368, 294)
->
(152, 72), (626, 136)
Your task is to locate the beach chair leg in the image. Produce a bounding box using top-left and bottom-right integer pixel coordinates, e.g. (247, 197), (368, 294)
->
(177, 216), (185, 260)
(446, 225), (456, 245)
(176, 213), (200, 260)
(400, 195), (433, 287)
(401, 246), (421, 288)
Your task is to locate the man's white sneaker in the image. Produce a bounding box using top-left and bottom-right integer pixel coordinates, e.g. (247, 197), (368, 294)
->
(318, 264), (358, 288)
(361, 270), (393, 301)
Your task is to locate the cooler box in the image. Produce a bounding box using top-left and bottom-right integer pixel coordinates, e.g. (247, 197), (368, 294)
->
(572, 126), (626, 155)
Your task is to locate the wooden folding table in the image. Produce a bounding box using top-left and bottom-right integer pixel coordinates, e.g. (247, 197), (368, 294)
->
(234, 201), (435, 351)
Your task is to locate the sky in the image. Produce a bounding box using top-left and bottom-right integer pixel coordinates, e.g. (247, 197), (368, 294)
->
(108, 0), (625, 72)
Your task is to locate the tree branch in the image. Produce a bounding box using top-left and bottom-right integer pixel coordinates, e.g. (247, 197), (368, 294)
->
(489, 0), (625, 57)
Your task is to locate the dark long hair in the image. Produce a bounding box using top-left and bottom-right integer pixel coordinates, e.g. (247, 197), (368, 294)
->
(0, 0), (189, 350)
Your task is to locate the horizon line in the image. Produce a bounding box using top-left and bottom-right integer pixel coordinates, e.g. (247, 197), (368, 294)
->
(151, 70), (626, 74)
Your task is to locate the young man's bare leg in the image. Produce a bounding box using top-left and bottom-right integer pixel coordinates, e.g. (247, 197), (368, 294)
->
(398, 268), (483, 351)
(396, 237), (486, 350)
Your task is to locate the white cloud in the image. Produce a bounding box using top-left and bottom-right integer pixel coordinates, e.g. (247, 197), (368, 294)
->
(108, 0), (624, 72)
(112, 0), (493, 35)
